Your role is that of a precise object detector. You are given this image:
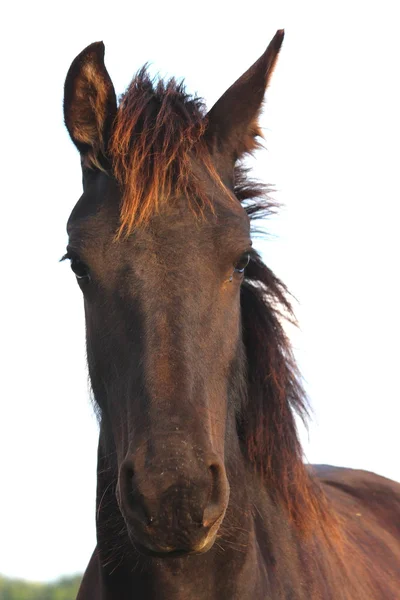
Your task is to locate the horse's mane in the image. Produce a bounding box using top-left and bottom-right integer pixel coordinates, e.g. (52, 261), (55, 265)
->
(109, 69), (226, 237)
(234, 170), (333, 534)
(110, 70), (334, 533)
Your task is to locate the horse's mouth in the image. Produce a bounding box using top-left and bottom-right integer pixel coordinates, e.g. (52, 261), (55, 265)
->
(129, 529), (218, 558)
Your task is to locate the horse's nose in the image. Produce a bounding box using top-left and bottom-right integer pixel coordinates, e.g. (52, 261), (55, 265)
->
(118, 454), (229, 553)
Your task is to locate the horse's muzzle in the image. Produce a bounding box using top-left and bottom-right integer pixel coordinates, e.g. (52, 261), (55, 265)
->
(118, 453), (229, 555)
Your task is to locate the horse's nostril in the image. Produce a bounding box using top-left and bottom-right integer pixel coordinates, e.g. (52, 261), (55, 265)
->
(209, 463), (221, 505)
(121, 462), (134, 496)
(203, 462), (229, 528)
(125, 465), (134, 489)
(120, 459), (154, 527)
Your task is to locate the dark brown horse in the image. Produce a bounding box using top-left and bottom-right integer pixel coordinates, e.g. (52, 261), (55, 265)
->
(63, 31), (400, 599)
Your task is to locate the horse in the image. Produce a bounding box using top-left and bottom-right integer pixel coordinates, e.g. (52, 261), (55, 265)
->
(63, 30), (400, 599)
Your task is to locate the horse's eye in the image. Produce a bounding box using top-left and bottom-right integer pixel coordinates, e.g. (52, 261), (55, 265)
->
(234, 253), (250, 274)
(70, 257), (90, 281)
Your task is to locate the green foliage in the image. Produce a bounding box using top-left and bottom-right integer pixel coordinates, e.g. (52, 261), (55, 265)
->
(0, 574), (81, 600)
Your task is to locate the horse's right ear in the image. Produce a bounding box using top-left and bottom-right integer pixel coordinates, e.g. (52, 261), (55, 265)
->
(64, 42), (117, 170)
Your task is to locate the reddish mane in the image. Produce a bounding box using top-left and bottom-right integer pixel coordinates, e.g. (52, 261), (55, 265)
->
(110, 70), (226, 237)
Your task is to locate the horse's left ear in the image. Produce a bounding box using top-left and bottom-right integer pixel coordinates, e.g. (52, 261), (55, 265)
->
(205, 30), (284, 160)
(64, 42), (117, 169)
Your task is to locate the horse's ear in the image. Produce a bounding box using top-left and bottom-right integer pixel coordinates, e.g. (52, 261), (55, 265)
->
(205, 30), (284, 160)
(64, 42), (117, 169)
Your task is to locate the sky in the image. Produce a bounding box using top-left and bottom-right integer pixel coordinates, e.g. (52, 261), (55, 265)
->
(1, 0), (399, 583)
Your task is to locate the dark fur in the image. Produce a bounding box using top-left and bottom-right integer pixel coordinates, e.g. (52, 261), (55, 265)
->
(63, 32), (400, 599)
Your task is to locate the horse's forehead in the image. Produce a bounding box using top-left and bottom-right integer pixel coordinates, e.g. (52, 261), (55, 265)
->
(124, 207), (250, 267)
(67, 174), (250, 252)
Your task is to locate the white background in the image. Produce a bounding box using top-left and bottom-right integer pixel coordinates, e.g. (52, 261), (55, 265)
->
(1, 0), (399, 582)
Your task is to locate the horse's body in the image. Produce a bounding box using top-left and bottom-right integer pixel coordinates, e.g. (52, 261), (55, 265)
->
(76, 465), (400, 599)
(63, 32), (400, 599)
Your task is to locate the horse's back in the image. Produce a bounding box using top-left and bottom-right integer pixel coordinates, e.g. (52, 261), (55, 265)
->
(313, 464), (400, 535)
(312, 465), (400, 598)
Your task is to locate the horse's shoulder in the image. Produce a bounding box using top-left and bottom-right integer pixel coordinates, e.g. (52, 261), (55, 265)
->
(310, 464), (400, 538)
